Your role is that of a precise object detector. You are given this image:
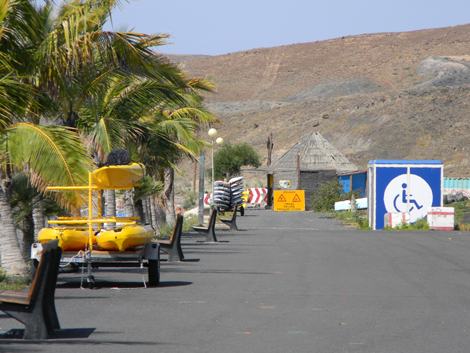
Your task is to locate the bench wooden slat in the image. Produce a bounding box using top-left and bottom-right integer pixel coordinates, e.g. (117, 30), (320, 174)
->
(0, 294), (30, 305)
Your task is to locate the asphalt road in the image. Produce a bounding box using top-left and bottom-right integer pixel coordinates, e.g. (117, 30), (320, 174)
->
(1, 209), (470, 352)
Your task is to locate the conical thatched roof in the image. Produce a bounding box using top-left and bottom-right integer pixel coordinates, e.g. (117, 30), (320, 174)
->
(268, 132), (357, 172)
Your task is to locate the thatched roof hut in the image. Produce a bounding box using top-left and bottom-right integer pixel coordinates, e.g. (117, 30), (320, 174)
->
(268, 132), (357, 172)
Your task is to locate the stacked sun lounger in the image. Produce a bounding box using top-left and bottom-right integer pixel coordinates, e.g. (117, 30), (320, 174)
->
(212, 177), (245, 211)
(229, 177), (244, 209)
(213, 181), (232, 210)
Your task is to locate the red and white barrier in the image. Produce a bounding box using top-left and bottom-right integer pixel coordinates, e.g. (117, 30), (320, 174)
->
(427, 207), (454, 230)
(247, 188), (267, 204)
(384, 212), (410, 228)
(205, 189), (267, 205)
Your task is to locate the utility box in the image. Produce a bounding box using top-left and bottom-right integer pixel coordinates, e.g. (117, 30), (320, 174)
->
(368, 160), (443, 230)
(427, 207), (454, 230)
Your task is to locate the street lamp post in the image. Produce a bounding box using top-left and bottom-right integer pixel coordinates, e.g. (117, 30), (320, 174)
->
(208, 128), (223, 206)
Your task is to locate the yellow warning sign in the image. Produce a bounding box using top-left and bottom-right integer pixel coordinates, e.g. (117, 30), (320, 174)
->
(274, 190), (305, 211)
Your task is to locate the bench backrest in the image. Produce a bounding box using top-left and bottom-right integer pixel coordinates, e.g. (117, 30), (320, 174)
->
(26, 239), (59, 303)
(209, 208), (218, 228)
(168, 214), (184, 243)
(231, 206), (237, 221)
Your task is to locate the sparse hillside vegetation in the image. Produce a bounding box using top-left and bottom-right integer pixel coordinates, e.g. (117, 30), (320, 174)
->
(174, 24), (470, 177)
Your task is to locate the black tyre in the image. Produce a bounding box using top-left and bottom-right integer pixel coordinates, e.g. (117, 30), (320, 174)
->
(148, 260), (160, 286)
(240, 206), (245, 216)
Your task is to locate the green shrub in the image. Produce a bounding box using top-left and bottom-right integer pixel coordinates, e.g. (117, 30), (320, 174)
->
(0, 268), (28, 291)
(334, 210), (371, 230)
(155, 214), (201, 239)
(182, 191), (197, 210)
(311, 178), (362, 212)
(156, 223), (174, 238)
(383, 217), (429, 231)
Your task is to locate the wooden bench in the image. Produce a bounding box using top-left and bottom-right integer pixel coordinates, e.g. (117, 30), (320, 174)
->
(0, 239), (62, 340)
(191, 208), (218, 242)
(219, 206), (239, 231)
(158, 214), (184, 262)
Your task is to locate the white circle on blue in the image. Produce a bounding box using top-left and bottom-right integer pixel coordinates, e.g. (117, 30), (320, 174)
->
(383, 174), (433, 223)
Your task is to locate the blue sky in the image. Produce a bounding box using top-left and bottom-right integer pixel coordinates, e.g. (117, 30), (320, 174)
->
(104, 0), (470, 56)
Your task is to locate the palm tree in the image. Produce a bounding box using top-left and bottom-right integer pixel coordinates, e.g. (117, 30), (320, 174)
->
(0, 0), (218, 275)
(0, 1), (93, 276)
(0, 123), (91, 276)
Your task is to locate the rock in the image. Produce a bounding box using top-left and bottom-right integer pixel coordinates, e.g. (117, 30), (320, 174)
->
(455, 191), (467, 202)
(444, 194), (456, 204)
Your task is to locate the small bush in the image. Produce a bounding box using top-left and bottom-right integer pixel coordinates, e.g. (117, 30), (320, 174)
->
(383, 217), (429, 231)
(182, 191), (197, 210)
(311, 178), (362, 212)
(334, 210), (371, 230)
(155, 215), (201, 239)
(0, 268), (28, 291)
(156, 223), (174, 238)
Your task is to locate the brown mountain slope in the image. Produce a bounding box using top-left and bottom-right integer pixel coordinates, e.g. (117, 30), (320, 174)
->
(174, 24), (470, 177)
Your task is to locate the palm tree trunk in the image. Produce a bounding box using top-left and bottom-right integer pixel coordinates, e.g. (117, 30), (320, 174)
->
(134, 199), (144, 223)
(163, 167), (176, 227)
(105, 189), (116, 230)
(150, 196), (157, 228)
(21, 216), (34, 260)
(124, 190), (134, 217)
(143, 197), (150, 225)
(0, 188), (27, 276)
(32, 194), (44, 241)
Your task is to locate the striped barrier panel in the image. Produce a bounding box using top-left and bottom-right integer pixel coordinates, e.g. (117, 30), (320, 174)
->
(247, 188), (267, 204)
(205, 189), (267, 205)
(384, 212), (410, 228)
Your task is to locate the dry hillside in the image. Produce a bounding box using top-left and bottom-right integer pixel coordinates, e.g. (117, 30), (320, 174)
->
(171, 24), (470, 178)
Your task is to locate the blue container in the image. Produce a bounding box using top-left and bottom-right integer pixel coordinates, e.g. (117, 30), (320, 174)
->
(368, 160), (443, 230)
(338, 170), (367, 197)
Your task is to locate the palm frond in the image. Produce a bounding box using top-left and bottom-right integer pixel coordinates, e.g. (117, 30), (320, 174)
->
(4, 123), (92, 206)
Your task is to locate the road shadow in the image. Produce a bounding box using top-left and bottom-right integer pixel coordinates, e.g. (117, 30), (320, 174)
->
(0, 327), (96, 340)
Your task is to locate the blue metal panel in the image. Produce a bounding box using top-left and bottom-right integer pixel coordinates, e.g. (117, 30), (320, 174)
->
(338, 175), (351, 194)
(375, 167), (407, 230)
(352, 172), (367, 197)
(411, 167), (441, 208)
(369, 160), (443, 165)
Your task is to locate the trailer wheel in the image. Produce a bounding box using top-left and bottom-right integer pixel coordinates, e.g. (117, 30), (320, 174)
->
(148, 260), (160, 286)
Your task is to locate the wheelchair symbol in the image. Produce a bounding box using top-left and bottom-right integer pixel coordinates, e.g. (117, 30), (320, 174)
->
(384, 174), (432, 223)
(393, 183), (423, 212)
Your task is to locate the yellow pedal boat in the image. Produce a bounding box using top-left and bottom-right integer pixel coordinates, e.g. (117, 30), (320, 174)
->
(95, 225), (154, 251)
(38, 228), (90, 251)
(92, 163), (144, 188)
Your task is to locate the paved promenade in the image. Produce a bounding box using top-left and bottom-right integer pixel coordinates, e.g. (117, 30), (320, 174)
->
(1, 209), (470, 352)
